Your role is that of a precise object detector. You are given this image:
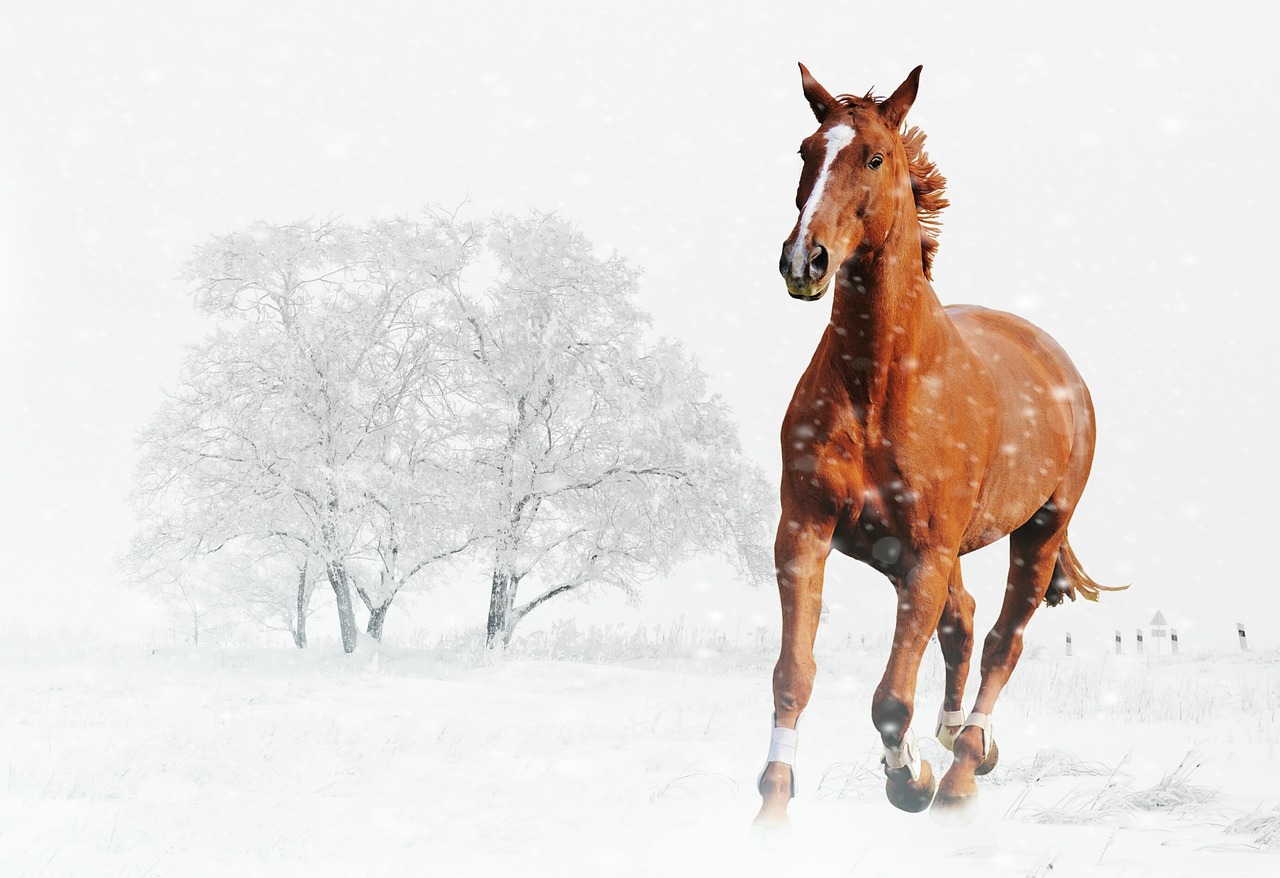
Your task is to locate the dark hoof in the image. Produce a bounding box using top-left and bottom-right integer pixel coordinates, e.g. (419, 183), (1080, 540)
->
(884, 759), (936, 813)
(931, 792), (980, 826)
(974, 738), (1000, 776)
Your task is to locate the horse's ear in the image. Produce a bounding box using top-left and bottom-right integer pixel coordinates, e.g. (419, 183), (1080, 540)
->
(799, 62), (836, 122)
(879, 65), (923, 128)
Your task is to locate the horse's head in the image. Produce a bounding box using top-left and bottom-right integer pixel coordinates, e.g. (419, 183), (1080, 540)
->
(780, 64), (923, 301)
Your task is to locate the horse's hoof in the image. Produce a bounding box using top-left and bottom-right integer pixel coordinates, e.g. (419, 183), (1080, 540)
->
(974, 738), (1000, 776)
(749, 814), (793, 854)
(751, 811), (792, 836)
(884, 759), (936, 813)
(931, 792), (980, 827)
(753, 789), (793, 834)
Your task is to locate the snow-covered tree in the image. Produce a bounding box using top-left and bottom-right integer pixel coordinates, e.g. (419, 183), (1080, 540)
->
(446, 214), (774, 646)
(130, 210), (772, 651)
(131, 219), (481, 651)
(128, 320), (322, 645)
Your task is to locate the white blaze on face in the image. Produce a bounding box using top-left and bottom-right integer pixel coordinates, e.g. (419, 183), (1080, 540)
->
(791, 123), (857, 277)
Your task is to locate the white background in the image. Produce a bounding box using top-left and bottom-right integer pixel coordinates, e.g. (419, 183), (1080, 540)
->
(2, 1), (1277, 652)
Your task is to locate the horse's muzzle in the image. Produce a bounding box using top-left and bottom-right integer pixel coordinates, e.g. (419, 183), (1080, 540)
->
(786, 279), (830, 301)
(780, 241), (830, 300)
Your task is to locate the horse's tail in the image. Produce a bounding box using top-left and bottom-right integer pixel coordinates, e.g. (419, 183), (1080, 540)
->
(1045, 536), (1128, 607)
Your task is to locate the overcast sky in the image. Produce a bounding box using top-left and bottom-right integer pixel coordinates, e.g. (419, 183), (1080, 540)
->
(2, 1), (1277, 651)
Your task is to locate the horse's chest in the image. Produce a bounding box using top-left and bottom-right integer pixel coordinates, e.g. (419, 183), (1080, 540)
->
(830, 450), (922, 575)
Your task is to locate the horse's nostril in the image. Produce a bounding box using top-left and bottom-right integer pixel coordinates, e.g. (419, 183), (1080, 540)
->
(809, 244), (829, 279)
(779, 247), (792, 278)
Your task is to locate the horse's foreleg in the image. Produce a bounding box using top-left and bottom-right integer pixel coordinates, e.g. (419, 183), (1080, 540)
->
(935, 562), (975, 751)
(935, 522), (1064, 818)
(874, 553), (951, 813)
(754, 515), (834, 828)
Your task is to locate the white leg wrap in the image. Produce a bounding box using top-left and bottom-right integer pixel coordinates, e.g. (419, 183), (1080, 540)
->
(758, 714), (798, 798)
(883, 728), (922, 782)
(766, 725), (799, 765)
(936, 708), (966, 750)
(962, 711), (993, 758)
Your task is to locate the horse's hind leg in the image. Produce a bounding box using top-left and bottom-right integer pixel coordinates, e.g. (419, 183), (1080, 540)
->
(934, 512), (1067, 817)
(935, 562), (975, 751)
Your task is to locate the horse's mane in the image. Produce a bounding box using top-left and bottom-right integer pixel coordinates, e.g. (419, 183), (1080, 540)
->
(835, 92), (950, 279)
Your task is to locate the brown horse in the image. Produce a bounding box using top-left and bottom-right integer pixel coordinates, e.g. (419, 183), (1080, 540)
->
(755, 65), (1122, 827)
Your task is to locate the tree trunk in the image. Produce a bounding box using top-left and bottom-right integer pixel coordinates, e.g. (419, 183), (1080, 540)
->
(355, 568), (398, 643)
(486, 569), (520, 648)
(367, 604), (388, 641)
(326, 560), (359, 653)
(292, 560), (309, 649)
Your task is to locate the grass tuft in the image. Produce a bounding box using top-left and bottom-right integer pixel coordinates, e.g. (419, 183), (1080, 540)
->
(650, 771), (739, 801)
(1012, 751), (1219, 825)
(815, 762), (883, 801)
(1225, 805), (1280, 849)
(993, 748), (1115, 786)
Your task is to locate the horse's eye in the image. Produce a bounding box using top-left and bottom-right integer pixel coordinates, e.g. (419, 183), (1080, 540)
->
(869, 154), (884, 170)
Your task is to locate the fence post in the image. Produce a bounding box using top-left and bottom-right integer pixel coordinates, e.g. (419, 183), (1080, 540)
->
(1136, 628), (1144, 655)
(1065, 631), (1072, 656)
(1115, 629), (1122, 655)
(1171, 627), (1179, 655)
(1237, 622), (1248, 652)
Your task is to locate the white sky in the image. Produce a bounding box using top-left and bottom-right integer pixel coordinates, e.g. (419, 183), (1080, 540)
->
(2, 1), (1277, 651)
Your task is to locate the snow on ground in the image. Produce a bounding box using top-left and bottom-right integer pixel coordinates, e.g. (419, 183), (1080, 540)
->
(1, 630), (1278, 877)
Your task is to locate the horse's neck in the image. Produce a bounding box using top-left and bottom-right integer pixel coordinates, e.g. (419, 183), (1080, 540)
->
(827, 235), (951, 418)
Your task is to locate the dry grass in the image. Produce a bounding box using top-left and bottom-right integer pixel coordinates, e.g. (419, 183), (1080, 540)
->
(419, 618), (772, 667)
(649, 771), (739, 802)
(991, 747), (1115, 786)
(1010, 751), (1219, 826)
(815, 762), (883, 801)
(1225, 806), (1280, 850)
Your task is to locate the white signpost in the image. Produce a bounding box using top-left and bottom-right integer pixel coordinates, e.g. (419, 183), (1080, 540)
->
(1065, 631), (1072, 656)
(1115, 629), (1122, 655)
(1136, 628), (1144, 655)
(1170, 627), (1179, 655)
(1238, 622), (1248, 652)
(1150, 611), (1168, 655)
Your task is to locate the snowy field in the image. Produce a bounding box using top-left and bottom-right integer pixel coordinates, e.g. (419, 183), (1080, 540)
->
(2, 630), (1278, 877)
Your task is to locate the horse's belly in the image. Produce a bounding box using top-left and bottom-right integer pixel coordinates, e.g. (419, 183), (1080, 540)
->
(949, 307), (1087, 551)
(960, 462), (1061, 553)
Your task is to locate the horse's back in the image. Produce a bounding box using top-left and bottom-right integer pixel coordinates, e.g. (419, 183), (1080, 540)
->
(945, 304), (1091, 417)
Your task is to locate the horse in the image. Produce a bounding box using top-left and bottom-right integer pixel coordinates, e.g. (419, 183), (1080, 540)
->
(754, 64), (1123, 827)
